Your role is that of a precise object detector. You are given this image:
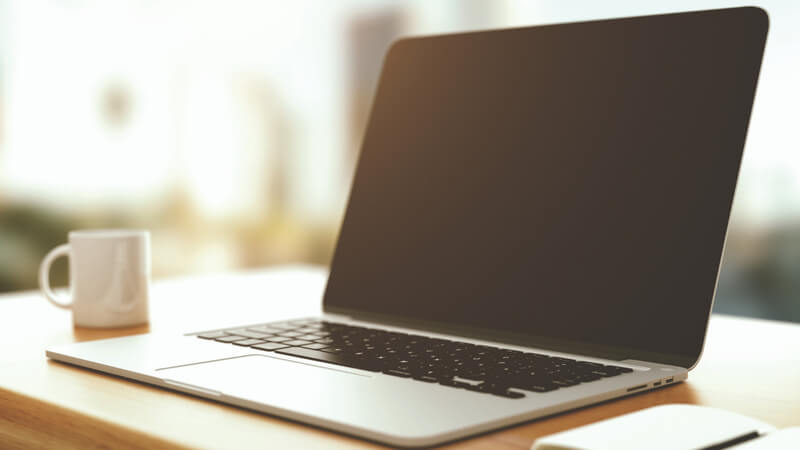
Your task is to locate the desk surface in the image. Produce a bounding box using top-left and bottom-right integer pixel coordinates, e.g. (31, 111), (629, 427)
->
(1, 266), (799, 449)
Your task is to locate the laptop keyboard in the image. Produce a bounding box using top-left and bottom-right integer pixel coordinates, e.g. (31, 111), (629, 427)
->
(193, 318), (633, 399)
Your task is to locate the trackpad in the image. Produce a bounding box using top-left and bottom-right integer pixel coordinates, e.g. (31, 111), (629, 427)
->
(158, 354), (372, 405)
(157, 353), (489, 439)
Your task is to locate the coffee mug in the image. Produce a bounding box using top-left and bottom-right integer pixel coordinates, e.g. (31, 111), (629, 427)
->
(39, 230), (150, 328)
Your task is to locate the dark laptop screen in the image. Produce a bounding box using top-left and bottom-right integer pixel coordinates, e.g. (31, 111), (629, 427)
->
(323, 8), (768, 368)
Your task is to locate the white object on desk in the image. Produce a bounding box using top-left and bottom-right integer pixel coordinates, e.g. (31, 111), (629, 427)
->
(531, 404), (775, 450)
(38, 229), (150, 327)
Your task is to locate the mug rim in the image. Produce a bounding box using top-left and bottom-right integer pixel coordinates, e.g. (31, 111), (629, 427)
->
(68, 229), (149, 239)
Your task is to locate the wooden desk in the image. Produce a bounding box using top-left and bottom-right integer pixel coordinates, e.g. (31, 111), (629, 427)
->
(1, 266), (799, 449)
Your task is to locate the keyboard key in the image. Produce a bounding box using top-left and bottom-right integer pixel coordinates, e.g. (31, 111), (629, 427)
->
(576, 373), (603, 382)
(215, 335), (247, 343)
(297, 334), (321, 341)
(233, 339), (266, 347)
(439, 378), (471, 389)
(280, 331), (304, 338)
(576, 361), (604, 368)
(523, 384), (558, 393)
(551, 357), (576, 363)
(302, 343), (329, 350)
(465, 383), (491, 393)
(285, 340), (313, 347)
(197, 331), (227, 339)
(267, 336), (292, 343)
(479, 381), (515, 394)
(228, 329), (272, 339)
(413, 375), (439, 383)
(384, 369), (412, 378)
(457, 371), (488, 381)
(248, 325), (282, 333)
(276, 347), (382, 372)
(524, 352), (551, 360)
(253, 342), (290, 351)
(493, 389), (525, 399)
(295, 327), (321, 334)
(591, 368), (622, 377)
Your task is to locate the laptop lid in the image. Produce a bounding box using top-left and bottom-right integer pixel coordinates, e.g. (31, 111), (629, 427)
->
(323, 7), (768, 369)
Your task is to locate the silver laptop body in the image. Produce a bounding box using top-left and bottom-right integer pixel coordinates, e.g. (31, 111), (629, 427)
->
(47, 7), (768, 447)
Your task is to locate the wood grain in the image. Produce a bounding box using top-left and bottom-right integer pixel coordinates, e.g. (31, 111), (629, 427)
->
(1, 267), (798, 449)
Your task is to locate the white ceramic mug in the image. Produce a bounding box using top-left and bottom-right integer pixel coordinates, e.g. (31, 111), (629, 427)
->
(39, 230), (151, 328)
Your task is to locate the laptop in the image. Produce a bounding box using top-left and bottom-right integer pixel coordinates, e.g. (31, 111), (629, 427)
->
(47, 7), (768, 447)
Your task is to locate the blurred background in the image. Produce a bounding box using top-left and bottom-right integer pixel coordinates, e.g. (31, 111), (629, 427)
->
(0, 0), (797, 323)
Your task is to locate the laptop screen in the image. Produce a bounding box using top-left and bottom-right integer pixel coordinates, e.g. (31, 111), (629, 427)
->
(323, 8), (768, 368)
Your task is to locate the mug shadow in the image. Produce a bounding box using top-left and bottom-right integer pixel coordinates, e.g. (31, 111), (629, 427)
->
(72, 322), (150, 343)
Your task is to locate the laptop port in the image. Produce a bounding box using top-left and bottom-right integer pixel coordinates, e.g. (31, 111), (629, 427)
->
(653, 381), (662, 386)
(665, 377), (674, 383)
(626, 384), (647, 392)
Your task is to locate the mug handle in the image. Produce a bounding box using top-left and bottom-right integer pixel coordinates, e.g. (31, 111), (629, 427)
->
(39, 244), (73, 309)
